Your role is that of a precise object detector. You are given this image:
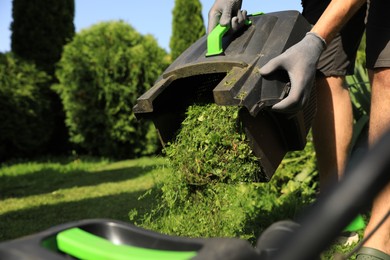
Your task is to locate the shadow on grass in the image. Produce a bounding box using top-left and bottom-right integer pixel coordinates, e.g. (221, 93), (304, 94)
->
(0, 164), (157, 199)
(0, 187), (162, 242)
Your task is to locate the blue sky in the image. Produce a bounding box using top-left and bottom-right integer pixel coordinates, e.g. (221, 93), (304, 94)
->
(0, 1), (302, 53)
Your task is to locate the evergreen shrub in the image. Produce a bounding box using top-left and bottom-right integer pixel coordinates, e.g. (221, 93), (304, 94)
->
(11, 0), (75, 75)
(54, 21), (169, 158)
(0, 53), (51, 161)
(11, 0), (76, 156)
(170, 0), (205, 60)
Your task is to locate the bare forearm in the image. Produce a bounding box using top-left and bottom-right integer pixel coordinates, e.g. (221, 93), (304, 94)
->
(311, 0), (366, 43)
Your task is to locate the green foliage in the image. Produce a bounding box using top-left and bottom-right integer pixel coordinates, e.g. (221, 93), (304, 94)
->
(346, 64), (371, 152)
(0, 53), (52, 161)
(11, 0), (75, 75)
(170, 0), (206, 60)
(54, 21), (169, 158)
(11, 0), (75, 156)
(348, 65), (370, 116)
(0, 156), (166, 241)
(356, 32), (366, 68)
(131, 104), (318, 243)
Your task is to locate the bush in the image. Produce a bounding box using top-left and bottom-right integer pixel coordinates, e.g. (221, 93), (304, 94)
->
(0, 53), (52, 161)
(54, 21), (169, 158)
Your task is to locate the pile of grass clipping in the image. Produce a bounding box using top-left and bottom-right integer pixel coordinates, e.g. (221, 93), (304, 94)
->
(132, 103), (317, 241)
(132, 103), (268, 239)
(164, 103), (265, 186)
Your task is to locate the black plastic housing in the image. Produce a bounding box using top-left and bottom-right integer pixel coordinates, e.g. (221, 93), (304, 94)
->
(133, 11), (316, 180)
(0, 219), (204, 259)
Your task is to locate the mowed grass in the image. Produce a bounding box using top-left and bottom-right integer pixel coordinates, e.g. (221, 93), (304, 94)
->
(0, 155), (361, 259)
(0, 156), (167, 242)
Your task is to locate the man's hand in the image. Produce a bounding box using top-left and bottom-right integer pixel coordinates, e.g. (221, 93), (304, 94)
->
(208, 0), (246, 34)
(259, 32), (326, 112)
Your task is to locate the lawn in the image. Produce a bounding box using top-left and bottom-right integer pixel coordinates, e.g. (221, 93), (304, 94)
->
(0, 156), (167, 241)
(0, 155), (362, 259)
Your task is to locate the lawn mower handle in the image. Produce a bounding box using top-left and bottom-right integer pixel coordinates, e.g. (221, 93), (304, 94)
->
(257, 129), (390, 260)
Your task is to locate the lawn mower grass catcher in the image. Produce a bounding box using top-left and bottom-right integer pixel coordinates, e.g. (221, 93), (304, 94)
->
(133, 10), (316, 180)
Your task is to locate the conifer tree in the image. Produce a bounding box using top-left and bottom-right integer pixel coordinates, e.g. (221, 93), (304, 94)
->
(11, 0), (75, 75)
(170, 0), (205, 60)
(11, 0), (75, 155)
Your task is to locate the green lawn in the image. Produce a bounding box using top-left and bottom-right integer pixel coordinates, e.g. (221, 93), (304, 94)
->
(0, 155), (361, 259)
(0, 156), (167, 241)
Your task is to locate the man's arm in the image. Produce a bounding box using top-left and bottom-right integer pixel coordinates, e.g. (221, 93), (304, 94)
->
(312, 0), (366, 44)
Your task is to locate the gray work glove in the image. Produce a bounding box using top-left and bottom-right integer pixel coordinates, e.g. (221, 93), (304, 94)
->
(208, 0), (247, 34)
(259, 32), (327, 112)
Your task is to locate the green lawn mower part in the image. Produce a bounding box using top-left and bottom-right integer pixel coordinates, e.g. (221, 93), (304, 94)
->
(133, 11), (316, 180)
(56, 228), (196, 260)
(206, 23), (230, 57)
(0, 219), (203, 259)
(0, 219), (256, 259)
(344, 214), (366, 232)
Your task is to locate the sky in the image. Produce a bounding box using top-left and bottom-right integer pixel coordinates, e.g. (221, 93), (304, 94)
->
(0, 1), (302, 53)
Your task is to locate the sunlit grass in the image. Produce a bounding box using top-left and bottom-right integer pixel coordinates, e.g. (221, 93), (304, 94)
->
(0, 156), (168, 241)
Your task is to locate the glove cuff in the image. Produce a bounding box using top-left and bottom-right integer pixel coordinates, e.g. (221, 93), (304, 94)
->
(306, 32), (327, 49)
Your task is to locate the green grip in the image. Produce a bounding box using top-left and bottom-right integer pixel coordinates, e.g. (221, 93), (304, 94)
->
(206, 12), (264, 57)
(206, 24), (230, 57)
(56, 228), (197, 260)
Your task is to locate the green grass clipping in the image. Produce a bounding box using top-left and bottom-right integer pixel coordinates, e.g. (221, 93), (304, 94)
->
(164, 103), (265, 186)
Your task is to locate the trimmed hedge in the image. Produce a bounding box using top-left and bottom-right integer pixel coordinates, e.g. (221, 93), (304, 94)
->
(54, 21), (169, 158)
